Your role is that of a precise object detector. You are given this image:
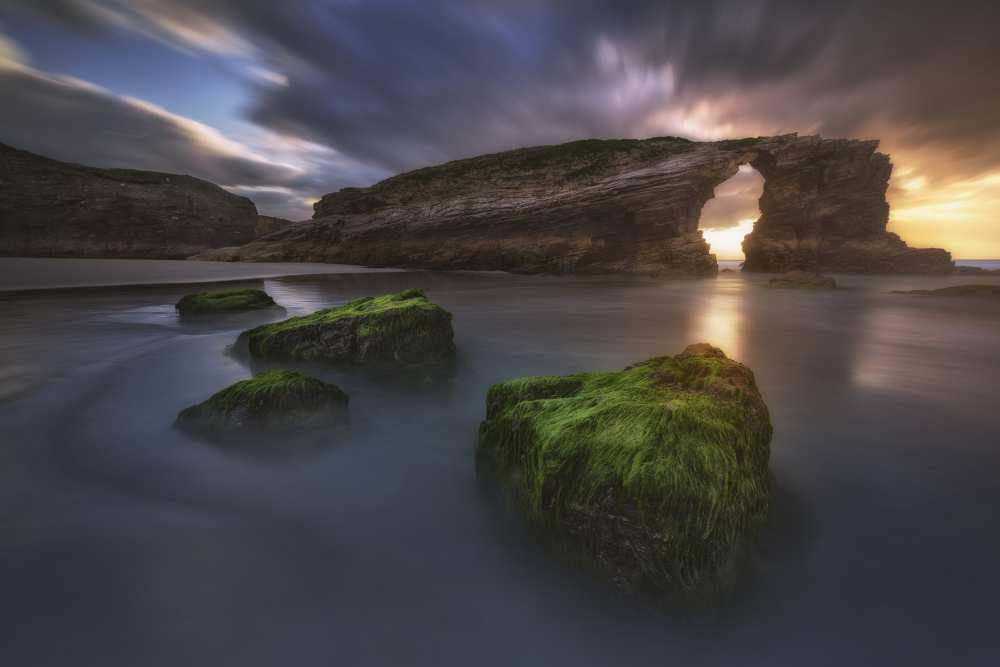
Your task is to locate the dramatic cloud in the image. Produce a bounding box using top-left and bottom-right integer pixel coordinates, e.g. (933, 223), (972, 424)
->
(2, 0), (999, 252)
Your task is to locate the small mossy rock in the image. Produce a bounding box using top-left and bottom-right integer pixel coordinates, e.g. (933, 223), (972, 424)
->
(175, 369), (348, 436)
(477, 343), (772, 592)
(767, 270), (837, 289)
(892, 284), (1000, 298)
(240, 288), (455, 366)
(176, 288), (276, 315)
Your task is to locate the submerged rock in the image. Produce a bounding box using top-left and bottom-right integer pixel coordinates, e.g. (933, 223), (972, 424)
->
(767, 271), (837, 289)
(175, 369), (348, 436)
(241, 289), (455, 366)
(478, 343), (772, 592)
(953, 266), (1000, 275)
(176, 288), (277, 315)
(893, 284), (1000, 298)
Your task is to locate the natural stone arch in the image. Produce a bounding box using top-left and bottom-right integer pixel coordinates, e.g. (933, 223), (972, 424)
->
(700, 164), (765, 260)
(209, 134), (952, 275)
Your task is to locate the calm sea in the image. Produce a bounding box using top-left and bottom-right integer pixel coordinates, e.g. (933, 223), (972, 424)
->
(1, 258), (998, 666)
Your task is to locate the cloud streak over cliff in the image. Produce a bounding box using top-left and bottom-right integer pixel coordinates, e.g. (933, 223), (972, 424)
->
(1, 0), (999, 253)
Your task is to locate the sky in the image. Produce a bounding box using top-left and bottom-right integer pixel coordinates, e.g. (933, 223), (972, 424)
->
(1, 1), (998, 259)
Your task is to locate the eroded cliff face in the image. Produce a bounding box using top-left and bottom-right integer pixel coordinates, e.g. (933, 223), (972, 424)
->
(742, 136), (953, 273)
(202, 134), (951, 274)
(0, 143), (277, 259)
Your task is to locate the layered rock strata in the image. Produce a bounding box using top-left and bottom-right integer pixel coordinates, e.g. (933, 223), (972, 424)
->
(0, 143), (284, 258)
(206, 134), (951, 275)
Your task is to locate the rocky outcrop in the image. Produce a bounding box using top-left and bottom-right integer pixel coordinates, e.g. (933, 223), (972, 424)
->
(207, 134), (951, 275)
(0, 143), (274, 259)
(767, 271), (837, 289)
(175, 369), (349, 438)
(255, 215), (293, 237)
(477, 343), (772, 591)
(954, 266), (1000, 275)
(741, 136), (952, 272)
(175, 288), (278, 316)
(892, 285), (1000, 298)
(240, 289), (455, 366)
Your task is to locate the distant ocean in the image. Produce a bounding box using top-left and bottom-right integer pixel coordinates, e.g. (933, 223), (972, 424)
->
(955, 259), (1000, 271)
(716, 259), (1000, 271)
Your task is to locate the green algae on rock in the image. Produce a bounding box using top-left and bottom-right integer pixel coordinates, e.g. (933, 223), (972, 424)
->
(176, 288), (277, 315)
(767, 271), (837, 289)
(892, 284), (1000, 298)
(477, 343), (772, 592)
(240, 289), (455, 366)
(175, 369), (348, 436)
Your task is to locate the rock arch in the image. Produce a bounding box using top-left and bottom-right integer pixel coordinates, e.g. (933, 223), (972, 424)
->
(209, 134), (953, 275)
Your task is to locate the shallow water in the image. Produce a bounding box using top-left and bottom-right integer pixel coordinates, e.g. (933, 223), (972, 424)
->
(1, 259), (999, 666)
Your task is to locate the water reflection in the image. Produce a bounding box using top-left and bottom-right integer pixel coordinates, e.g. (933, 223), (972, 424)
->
(688, 279), (745, 361)
(850, 295), (995, 397)
(2, 268), (1000, 666)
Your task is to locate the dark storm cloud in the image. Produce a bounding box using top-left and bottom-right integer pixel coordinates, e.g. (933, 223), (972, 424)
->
(4, 0), (1000, 225)
(32, 0), (994, 174)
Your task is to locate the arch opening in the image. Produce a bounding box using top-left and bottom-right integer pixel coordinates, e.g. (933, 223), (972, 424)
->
(700, 164), (764, 266)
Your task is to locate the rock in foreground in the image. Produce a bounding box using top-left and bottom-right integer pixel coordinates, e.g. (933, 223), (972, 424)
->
(242, 289), (455, 366)
(175, 369), (348, 436)
(767, 271), (837, 289)
(478, 343), (772, 592)
(176, 288), (277, 315)
(893, 284), (1000, 298)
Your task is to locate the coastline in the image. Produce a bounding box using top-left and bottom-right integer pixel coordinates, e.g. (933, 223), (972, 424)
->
(0, 257), (401, 293)
(1, 256), (996, 295)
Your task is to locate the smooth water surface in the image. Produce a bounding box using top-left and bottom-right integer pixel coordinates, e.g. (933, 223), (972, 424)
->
(1, 259), (999, 666)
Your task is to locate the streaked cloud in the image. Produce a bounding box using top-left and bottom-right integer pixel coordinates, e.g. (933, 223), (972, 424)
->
(2, 1), (999, 253)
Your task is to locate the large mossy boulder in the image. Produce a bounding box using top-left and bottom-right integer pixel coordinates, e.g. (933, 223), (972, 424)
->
(767, 270), (837, 289)
(240, 289), (455, 366)
(477, 343), (772, 592)
(175, 369), (348, 437)
(176, 288), (276, 315)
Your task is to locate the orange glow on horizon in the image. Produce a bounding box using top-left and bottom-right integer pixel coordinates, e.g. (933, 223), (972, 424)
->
(703, 219), (755, 260)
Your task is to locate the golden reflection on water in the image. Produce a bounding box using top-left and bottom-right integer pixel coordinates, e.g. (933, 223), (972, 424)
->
(688, 278), (745, 361)
(849, 302), (957, 394)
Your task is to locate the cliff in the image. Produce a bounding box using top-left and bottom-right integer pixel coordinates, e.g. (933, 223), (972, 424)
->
(0, 143), (281, 259)
(207, 134), (950, 275)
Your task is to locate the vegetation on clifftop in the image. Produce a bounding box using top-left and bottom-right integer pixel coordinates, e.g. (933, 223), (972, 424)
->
(478, 343), (772, 591)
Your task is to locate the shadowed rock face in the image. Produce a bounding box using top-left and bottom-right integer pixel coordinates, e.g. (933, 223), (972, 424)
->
(740, 137), (953, 274)
(205, 134), (951, 275)
(0, 143), (284, 259)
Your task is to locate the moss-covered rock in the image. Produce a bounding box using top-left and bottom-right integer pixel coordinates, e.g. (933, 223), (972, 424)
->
(240, 289), (455, 366)
(892, 284), (1000, 298)
(767, 271), (837, 288)
(176, 288), (276, 315)
(175, 369), (348, 436)
(477, 343), (772, 592)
